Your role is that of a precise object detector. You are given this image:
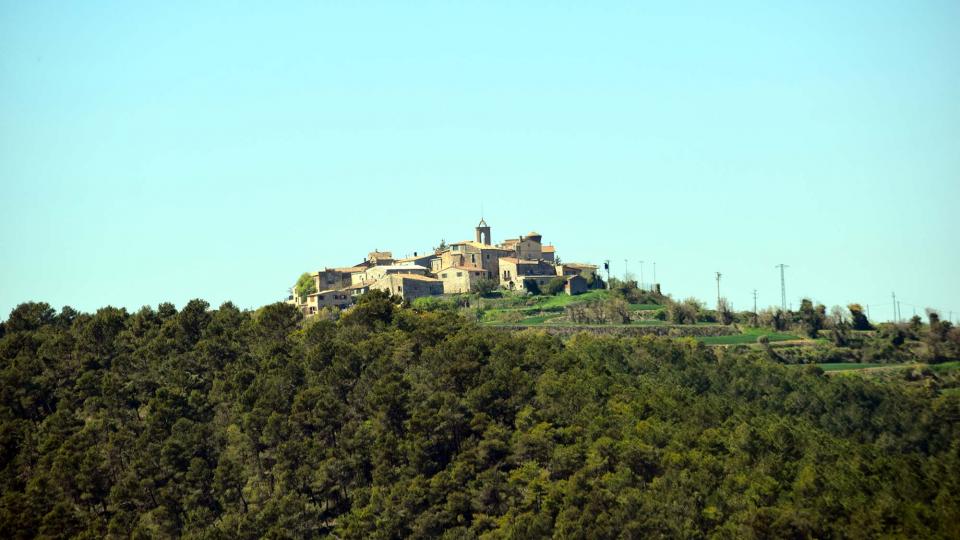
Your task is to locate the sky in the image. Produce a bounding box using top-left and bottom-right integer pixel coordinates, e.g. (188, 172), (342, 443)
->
(2, 1), (959, 322)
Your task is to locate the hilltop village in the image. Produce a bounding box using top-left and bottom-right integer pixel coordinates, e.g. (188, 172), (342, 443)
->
(289, 220), (599, 315)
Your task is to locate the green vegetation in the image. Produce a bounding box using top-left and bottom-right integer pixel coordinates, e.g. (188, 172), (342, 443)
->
(627, 303), (661, 311)
(698, 327), (800, 345)
(816, 362), (887, 372)
(293, 272), (316, 302)
(1, 297), (959, 538)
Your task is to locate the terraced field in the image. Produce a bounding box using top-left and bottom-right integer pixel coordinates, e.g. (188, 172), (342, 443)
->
(697, 328), (801, 345)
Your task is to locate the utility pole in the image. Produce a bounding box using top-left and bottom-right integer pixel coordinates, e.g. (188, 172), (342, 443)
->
(891, 292), (897, 322)
(866, 304), (871, 319)
(775, 264), (788, 312)
(624, 259), (628, 282)
(752, 289), (758, 326)
(715, 272), (722, 309)
(653, 262), (657, 285)
(638, 260), (645, 290)
(898, 301), (903, 321)
(604, 260), (611, 289)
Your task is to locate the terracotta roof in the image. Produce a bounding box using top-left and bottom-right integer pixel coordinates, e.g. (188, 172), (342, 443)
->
(542, 246), (556, 253)
(565, 263), (598, 269)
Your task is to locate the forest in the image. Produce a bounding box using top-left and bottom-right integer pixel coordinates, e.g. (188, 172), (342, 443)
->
(1, 293), (958, 538)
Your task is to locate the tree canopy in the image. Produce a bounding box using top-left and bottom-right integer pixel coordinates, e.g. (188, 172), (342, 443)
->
(0, 299), (957, 538)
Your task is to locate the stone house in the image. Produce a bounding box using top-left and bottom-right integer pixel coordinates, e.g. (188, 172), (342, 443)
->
(499, 232), (543, 260)
(313, 266), (366, 292)
(437, 265), (488, 294)
(353, 264), (430, 286)
(372, 273), (444, 301)
(498, 257), (560, 292)
(395, 252), (435, 268)
(300, 289), (354, 315)
(367, 250), (394, 266)
(558, 263), (598, 281)
(564, 275), (588, 295)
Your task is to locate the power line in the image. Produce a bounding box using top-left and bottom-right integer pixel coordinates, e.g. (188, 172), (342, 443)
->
(715, 272), (722, 309)
(775, 264), (788, 311)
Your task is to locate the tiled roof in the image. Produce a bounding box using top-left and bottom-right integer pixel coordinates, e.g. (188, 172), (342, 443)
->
(542, 246), (556, 252)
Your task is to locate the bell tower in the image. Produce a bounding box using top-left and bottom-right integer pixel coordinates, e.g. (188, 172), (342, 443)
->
(475, 218), (491, 245)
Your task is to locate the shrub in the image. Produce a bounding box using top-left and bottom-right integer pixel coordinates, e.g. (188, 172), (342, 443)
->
(471, 278), (500, 297)
(543, 277), (567, 296)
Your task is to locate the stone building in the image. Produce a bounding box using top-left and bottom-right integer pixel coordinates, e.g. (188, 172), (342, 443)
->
(353, 264), (430, 286)
(366, 250), (394, 266)
(557, 263), (598, 281)
(499, 232), (543, 260)
(312, 266), (365, 292)
(437, 265), (488, 294)
(395, 252), (434, 268)
(371, 273), (444, 301)
(290, 218), (598, 315)
(564, 275), (588, 295)
(498, 257), (560, 292)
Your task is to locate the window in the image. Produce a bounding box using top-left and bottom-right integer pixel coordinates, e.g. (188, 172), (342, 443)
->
(318, 295), (325, 300)
(471, 254), (476, 263)
(441, 273), (447, 278)
(456, 272), (462, 277)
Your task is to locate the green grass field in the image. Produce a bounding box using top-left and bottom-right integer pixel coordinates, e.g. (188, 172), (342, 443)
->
(816, 363), (886, 372)
(697, 327), (800, 345)
(518, 314), (562, 325)
(929, 361), (960, 374)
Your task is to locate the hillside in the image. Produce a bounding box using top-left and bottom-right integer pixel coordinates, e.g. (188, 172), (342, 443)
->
(1, 295), (959, 538)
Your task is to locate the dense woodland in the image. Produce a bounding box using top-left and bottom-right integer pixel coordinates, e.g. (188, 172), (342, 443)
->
(1, 294), (959, 538)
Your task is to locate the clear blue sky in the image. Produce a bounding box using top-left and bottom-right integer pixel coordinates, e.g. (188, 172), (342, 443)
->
(2, 1), (959, 322)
